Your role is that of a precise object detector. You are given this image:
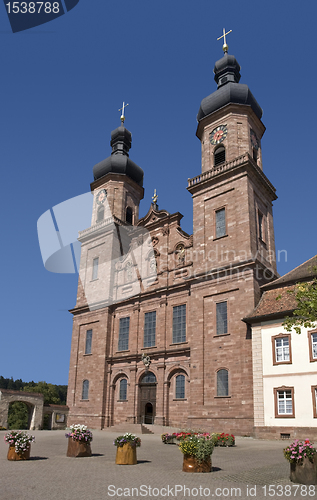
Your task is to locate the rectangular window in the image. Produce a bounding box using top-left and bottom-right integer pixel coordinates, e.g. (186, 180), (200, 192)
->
(175, 374), (185, 399)
(92, 257), (99, 280)
(274, 387), (295, 417)
(118, 317), (130, 351)
(272, 334), (292, 365)
(215, 208), (226, 238)
(85, 329), (92, 354)
(144, 311), (156, 347)
(312, 386), (317, 418)
(309, 331), (317, 362)
(258, 211), (264, 241)
(173, 305), (186, 343)
(216, 301), (228, 335)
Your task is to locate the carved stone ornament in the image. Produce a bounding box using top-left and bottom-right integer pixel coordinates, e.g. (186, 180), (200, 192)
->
(141, 353), (151, 371)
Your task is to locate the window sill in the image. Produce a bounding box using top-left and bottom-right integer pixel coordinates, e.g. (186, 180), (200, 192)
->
(170, 341), (188, 346)
(80, 399), (89, 402)
(173, 398), (187, 401)
(273, 360), (292, 366)
(214, 396), (231, 399)
(213, 333), (230, 338)
(275, 414), (295, 418)
(213, 234), (228, 241)
(117, 399), (128, 402)
(83, 353), (92, 356)
(90, 278), (99, 282)
(116, 350), (130, 354)
(141, 346), (157, 350)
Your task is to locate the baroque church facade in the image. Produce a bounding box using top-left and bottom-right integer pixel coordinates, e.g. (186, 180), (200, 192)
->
(67, 45), (279, 435)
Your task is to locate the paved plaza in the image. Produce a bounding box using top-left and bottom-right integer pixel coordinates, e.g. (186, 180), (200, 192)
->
(0, 431), (314, 500)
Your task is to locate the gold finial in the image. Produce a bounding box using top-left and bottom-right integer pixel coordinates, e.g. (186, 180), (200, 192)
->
(217, 28), (232, 53)
(152, 189), (158, 205)
(118, 101), (129, 124)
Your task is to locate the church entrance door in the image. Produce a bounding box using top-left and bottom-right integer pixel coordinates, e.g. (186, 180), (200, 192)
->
(138, 372), (156, 424)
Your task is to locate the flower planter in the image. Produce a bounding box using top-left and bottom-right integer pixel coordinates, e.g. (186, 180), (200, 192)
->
(290, 457), (317, 485)
(7, 445), (31, 461)
(182, 455), (212, 473)
(66, 437), (92, 457)
(115, 442), (137, 465)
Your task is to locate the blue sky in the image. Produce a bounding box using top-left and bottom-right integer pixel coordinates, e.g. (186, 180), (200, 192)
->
(1, 0), (317, 385)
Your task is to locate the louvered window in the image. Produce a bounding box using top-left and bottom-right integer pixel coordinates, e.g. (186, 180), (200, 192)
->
(214, 145), (226, 166)
(126, 207), (133, 224)
(216, 301), (228, 335)
(97, 206), (104, 223)
(217, 369), (229, 396)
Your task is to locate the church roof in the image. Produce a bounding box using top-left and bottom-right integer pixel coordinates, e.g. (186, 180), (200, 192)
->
(197, 52), (262, 121)
(92, 125), (144, 187)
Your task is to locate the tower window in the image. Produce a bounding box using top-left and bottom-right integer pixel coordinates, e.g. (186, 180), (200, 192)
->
(85, 329), (92, 354)
(126, 207), (133, 224)
(216, 301), (228, 335)
(214, 145), (226, 166)
(215, 208), (226, 238)
(97, 205), (104, 223)
(92, 257), (99, 280)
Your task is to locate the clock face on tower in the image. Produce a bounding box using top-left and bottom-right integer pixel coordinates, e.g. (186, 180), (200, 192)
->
(210, 125), (227, 145)
(96, 189), (107, 205)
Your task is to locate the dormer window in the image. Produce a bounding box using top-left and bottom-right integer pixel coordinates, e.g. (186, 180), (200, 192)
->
(214, 145), (226, 166)
(126, 207), (133, 224)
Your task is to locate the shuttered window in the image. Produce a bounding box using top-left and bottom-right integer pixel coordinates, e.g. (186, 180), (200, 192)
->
(214, 145), (226, 166)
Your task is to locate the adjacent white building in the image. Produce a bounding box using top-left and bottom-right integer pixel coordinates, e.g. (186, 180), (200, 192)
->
(245, 255), (317, 440)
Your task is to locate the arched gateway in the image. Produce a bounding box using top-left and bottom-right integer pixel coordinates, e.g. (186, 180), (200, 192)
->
(138, 372), (157, 424)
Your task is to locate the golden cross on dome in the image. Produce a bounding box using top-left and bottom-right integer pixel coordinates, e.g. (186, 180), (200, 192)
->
(217, 28), (232, 53)
(118, 101), (129, 123)
(152, 189), (158, 205)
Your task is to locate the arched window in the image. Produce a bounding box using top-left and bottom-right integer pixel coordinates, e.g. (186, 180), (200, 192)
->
(140, 372), (157, 384)
(214, 145), (226, 166)
(217, 369), (229, 396)
(126, 207), (133, 224)
(82, 379), (89, 400)
(97, 205), (104, 223)
(119, 379), (127, 400)
(175, 374), (185, 399)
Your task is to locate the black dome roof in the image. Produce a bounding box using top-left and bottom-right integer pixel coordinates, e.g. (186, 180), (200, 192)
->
(197, 53), (262, 121)
(93, 125), (144, 187)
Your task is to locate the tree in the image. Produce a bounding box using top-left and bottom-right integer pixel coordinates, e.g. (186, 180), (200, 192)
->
(283, 279), (317, 334)
(7, 402), (29, 429)
(23, 381), (62, 405)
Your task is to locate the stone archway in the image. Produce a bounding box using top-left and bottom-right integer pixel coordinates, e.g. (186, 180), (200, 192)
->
(138, 372), (157, 424)
(0, 389), (44, 430)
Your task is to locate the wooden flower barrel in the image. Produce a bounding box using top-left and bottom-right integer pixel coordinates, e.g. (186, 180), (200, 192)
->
(66, 437), (92, 457)
(115, 442), (137, 465)
(7, 445), (31, 461)
(290, 457), (317, 485)
(182, 455), (212, 473)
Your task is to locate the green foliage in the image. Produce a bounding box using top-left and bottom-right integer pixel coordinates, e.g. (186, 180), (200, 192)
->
(178, 435), (215, 463)
(23, 381), (62, 405)
(283, 280), (317, 334)
(8, 402), (29, 430)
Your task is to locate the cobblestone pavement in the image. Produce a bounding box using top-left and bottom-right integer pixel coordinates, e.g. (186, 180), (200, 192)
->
(0, 431), (314, 500)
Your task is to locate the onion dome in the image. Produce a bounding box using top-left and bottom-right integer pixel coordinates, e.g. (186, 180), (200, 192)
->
(197, 52), (262, 121)
(93, 125), (144, 187)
